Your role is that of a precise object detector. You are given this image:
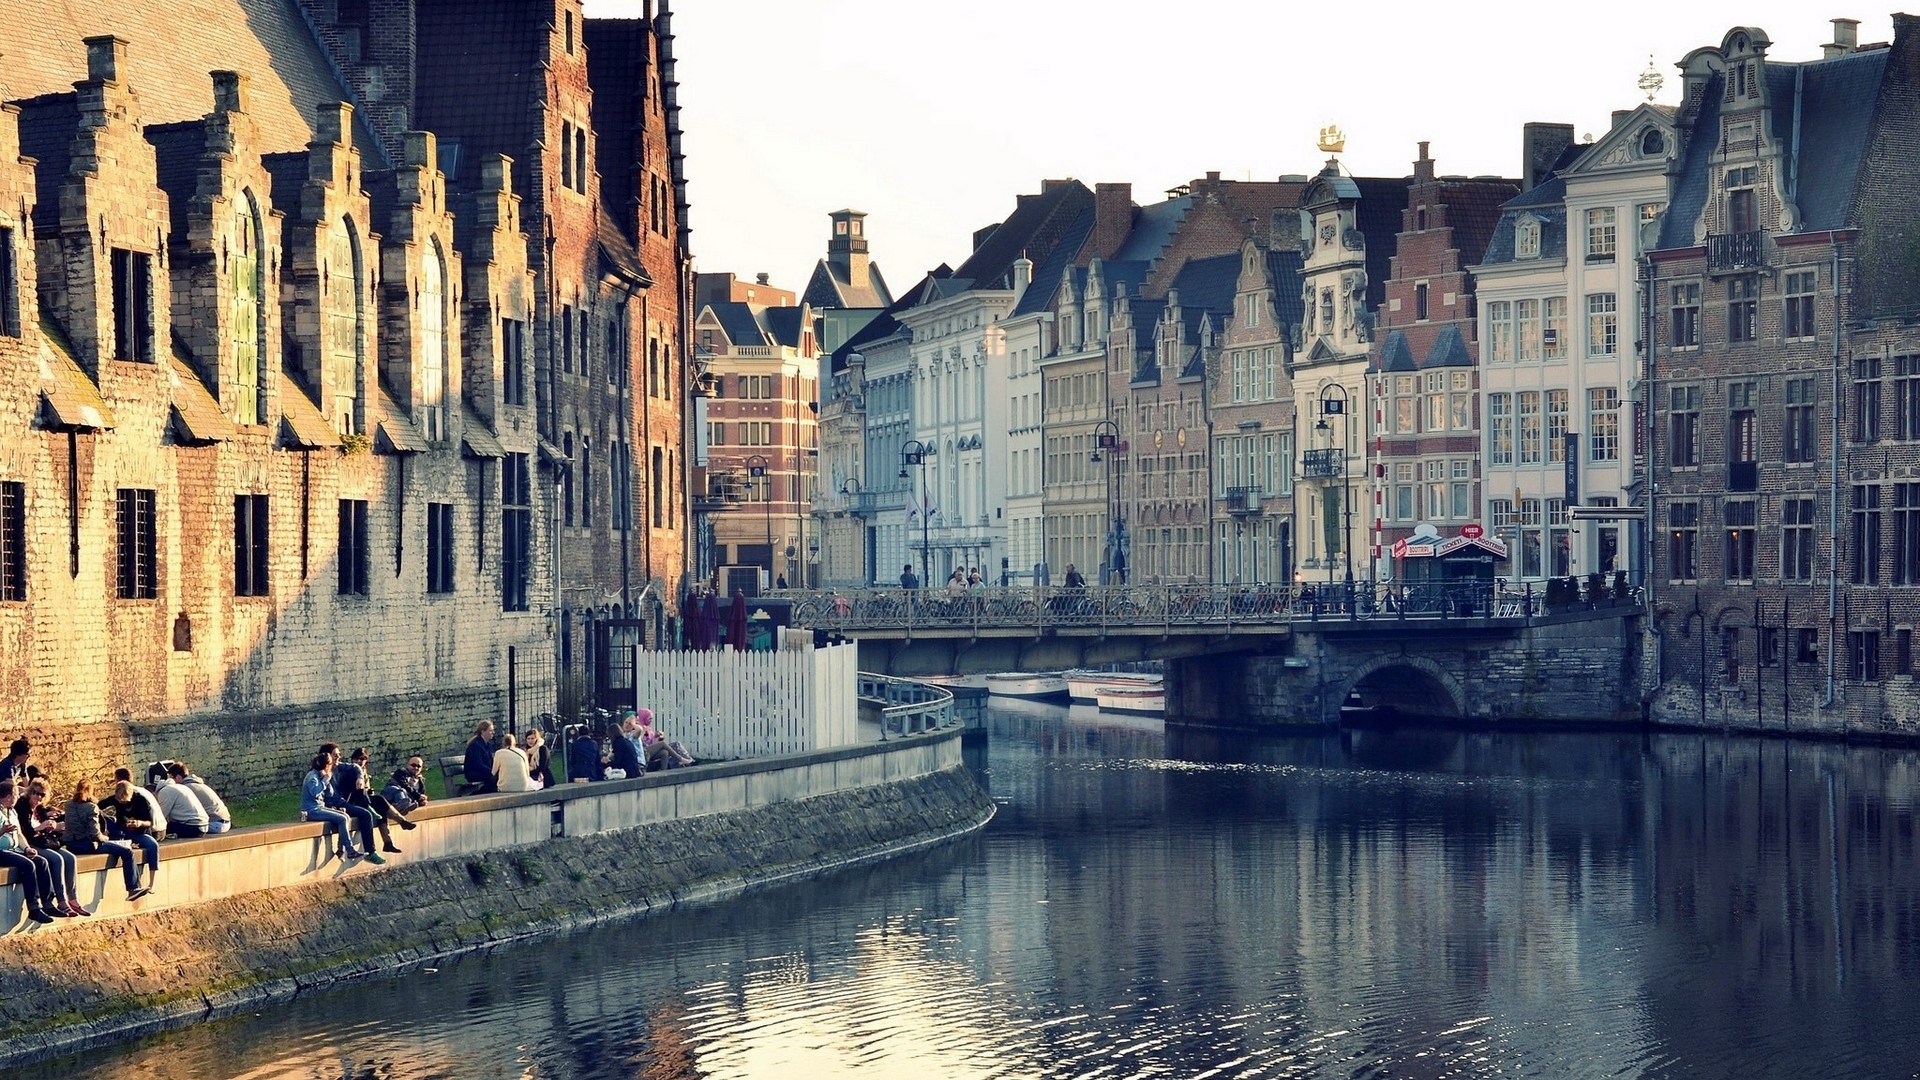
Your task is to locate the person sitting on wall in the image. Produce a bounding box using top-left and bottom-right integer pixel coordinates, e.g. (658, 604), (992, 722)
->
(65, 778), (145, 901)
(493, 732), (539, 793)
(0, 738), (31, 787)
(153, 766), (211, 839)
(462, 721), (498, 795)
(381, 756), (431, 814)
(523, 728), (555, 789)
(0, 779), (60, 923)
(343, 747), (416, 853)
(567, 726), (604, 783)
(301, 753), (374, 863)
(99, 778), (163, 890)
(166, 763), (232, 834)
(329, 748), (392, 855)
(17, 778), (87, 917)
(112, 767), (168, 841)
(607, 720), (643, 780)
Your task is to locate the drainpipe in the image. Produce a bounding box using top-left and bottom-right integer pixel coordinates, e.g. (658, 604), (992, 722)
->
(1822, 240), (1842, 708)
(1641, 254), (1662, 696)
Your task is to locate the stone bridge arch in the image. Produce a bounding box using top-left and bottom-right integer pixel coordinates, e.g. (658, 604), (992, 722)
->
(1340, 654), (1468, 720)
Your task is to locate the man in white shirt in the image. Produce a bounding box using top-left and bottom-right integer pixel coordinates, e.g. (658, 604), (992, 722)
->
(154, 770), (210, 838)
(168, 762), (231, 833)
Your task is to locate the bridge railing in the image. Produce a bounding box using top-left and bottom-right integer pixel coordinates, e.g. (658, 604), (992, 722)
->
(858, 672), (956, 738)
(787, 580), (1644, 632)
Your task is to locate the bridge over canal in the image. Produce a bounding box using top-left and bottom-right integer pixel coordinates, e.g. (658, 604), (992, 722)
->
(785, 584), (1650, 729)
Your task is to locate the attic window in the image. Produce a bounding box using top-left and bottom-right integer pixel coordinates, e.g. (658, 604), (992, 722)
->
(1515, 218), (1541, 259)
(1641, 128), (1666, 156)
(565, 11), (575, 54)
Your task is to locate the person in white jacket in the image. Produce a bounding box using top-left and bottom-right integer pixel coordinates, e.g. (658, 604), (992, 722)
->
(154, 772), (210, 838)
(492, 732), (539, 793)
(167, 763), (231, 833)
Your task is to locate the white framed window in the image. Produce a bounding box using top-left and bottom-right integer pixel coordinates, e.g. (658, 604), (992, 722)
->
(1543, 297), (1568, 360)
(1515, 218), (1541, 259)
(1586, 207), (1617, 261)
(1586, 293), (1618, 357)
(1487, 301), (1513, 362)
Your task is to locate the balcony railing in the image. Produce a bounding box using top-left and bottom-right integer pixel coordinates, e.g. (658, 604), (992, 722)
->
(1225, 486), (1263, 515)
(1301, 448), (1344, 479)
(1706, 231), (1764, 272)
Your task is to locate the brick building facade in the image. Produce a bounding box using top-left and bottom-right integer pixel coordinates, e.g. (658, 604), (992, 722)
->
(0, 1), (690, 795)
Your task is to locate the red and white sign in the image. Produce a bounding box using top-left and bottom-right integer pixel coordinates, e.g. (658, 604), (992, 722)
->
(1461, 523), (1485, 539)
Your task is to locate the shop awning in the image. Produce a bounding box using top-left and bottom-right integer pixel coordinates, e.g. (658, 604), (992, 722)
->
(1393, 532), (1508, 560)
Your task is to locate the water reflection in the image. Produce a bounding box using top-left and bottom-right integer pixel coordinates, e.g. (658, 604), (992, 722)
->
(24, 705), (1920, 1080)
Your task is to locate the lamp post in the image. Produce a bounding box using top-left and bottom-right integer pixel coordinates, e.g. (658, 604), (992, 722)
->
(900, 439), (931, 585)
(691, 347), (719, 584)
(1316, 383), (1354, 589)
(1091, 419), (1126, 584)
(745, 453), (770, 586)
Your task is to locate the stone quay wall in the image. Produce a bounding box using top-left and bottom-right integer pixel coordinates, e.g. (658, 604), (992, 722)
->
(0, 728), (990, 1066)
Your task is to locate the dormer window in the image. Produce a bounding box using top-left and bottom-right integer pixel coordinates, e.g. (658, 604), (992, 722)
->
(1640, 128), (1666, 157)
(1515, 217), (1541, 259)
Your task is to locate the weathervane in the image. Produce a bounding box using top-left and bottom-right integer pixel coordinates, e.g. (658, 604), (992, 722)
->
(1638, 54), (1665, 102)
(1317, 123), (1345, 155)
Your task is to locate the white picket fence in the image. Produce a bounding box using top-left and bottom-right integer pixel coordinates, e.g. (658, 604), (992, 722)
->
(633, 641), (859, 760)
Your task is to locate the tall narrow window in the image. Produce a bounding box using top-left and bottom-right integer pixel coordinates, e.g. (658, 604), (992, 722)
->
(1724, 500), (1756, 583)
(233, 197), (265, 425)
(110, 249), (154, 363)
(1670, 385), (1700, 467)
(327, 223), (365, 433)
(562, 305), (574, 375)
(0, 227), (19, 338)
(1670, 283), (1700, 348)
(1726, 382), (1757, 491)
(653, 445), (666, 529)
(1414, 282), (1429, 321)
(1727, 275), (1758, 344)
(338, 499), (369, 595)
(234, 494), (270, 596)
(1517, 391), (1543, 464)
(1547, 390), (1569, 463)
(1852, 484), (1882, 585)
(419, 244), (448, 441)
(1785, 269), (1817, 340)
(1854, 357), (1882, 442)
(1486, 301), (1512, 362)
(115, 488), (157, 599)
(0, 482), (21, 601)
(1785, 377), (1817, 462)
(1782, 497), (1816, 582)
(1489, 393), (1514, 466)
(1896, 482), (1920, 586)
(574, 127), (588, 193)
(1586, 207), (1617, 261)
(1589, 388), (1620, 462)
(1897, 355), (1920, 441)
(502, 317), (527, 406)
(1515, 299), (1540, 361)
(1850, 631), (1882, 683)
(1668, 501), (1699, 582)
(1543, 296), (1567, 359)
(563, 432), (575, 527)
(426, 502), (455, 594)
(502, 453), (531, 611)
(580, 443), (593, 529)
(1587, 293), (1618, 356)
(560, 121), (574, 191)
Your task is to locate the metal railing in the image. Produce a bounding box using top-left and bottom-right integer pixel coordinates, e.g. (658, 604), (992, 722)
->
(791, 580), (1645, 634)
(1706, 230), (1764, 272)
(858, 673), (955, 738)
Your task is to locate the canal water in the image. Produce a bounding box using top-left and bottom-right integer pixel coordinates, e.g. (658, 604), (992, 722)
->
(26, 699), (1920, 1079)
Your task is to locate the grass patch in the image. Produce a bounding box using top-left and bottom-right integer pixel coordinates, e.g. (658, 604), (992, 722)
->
(227, 789), (302, 830)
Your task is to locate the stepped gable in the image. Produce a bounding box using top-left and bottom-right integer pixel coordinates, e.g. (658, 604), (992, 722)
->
(5, 0), (375, 157)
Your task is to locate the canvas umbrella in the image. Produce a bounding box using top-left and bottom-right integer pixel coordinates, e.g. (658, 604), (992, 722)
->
(701, 589), (720, 651)
(728, 590), (749, 652)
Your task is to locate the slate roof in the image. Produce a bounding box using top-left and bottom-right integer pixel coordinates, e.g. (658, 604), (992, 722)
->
(16, 94), (79, 232)
(1267, 250), (1305, 325)
(147, 121), (207, 242)
(1426, 324), (1473, 367)
(1377, 330), (1416, 372)
(1011, 205), (1096, 317)
(1437, 181), (1522, 268)
(598, 205), (652, 287)
(415, 0), (545, 191)
(1352, 178), (1411, 311)
(585, 18), (648, 230)
(707, 302), (770, 348)
(1111, 196), (1191, 265)
(953, 181), (1096, 292)
(166, 340), (234, 445)
(803, 258), (894, 311)
(1166, 253), (1240, 316)
(37, 315), (114, 431)
(1481, 176), (1570, 266)
(827, 267), (948, 373)
(5, 0), (374, 158)
(1098, 259), (1152, 302)
(763, 306), (809, 350)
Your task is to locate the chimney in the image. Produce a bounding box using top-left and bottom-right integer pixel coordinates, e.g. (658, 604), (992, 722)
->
(756, 272), (770, 286)
(1012, 256), (1033, 297)
(1826, 17), (1861, 58)
(84, 35), (128, 84)
(1413, 141), (1435, 183)
(1269, 208), (1300, 247)
(1091, 182), (1133, 261)
(211, 71), (248, 116)
(1520, 122), (1575, 192)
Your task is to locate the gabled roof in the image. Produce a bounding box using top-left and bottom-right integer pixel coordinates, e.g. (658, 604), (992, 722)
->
(1481, 176), (1569, 266)
(1112, 195), (1192, 266)
(1267, 249), (1305, 325)
(827, 267), (947, 372)
(1353, 177), (1412, 311)
(1793, 48), (1890, 231)
(1435, 181), (1522, 268)
(1426, 325), (1473, 367)
(763, 306), (810, 350)
(1165, 253), (1240, 315)
(951, 181), (1097, 293)
(705, 301), (771, 348)
(803, 257), (893, 311)
(1376, 330), (1416, 372)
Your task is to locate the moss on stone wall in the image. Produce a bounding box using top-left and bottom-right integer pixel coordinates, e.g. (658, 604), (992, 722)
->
(0, 767), (994, 1066)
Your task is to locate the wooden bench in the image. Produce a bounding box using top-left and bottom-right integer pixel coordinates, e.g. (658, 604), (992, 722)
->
(439, 754), (468, 796)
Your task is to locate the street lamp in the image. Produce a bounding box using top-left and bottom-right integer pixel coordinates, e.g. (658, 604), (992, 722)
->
(1091, 419), (1127, 584)
(745, 453), (771, 586)
(900, 439), (932, 585)
(1316, 383), (1354, 589)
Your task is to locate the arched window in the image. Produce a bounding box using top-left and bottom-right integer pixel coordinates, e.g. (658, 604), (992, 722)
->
(326, 219), (366, 434)
(420, 241), (448, 441)
(233, 193), (266, 424)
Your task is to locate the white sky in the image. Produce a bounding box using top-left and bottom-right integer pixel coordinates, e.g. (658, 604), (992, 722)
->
(585, 1), (1896, 297)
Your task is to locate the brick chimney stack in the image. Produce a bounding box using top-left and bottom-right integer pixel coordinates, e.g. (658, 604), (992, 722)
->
(1090, 182), (1134, 261)
(1825, 17), (1861, 58)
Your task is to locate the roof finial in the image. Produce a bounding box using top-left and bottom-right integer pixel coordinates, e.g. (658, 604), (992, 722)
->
(1317, 123), (1345, 155)
(1638, 53), (1665, 102)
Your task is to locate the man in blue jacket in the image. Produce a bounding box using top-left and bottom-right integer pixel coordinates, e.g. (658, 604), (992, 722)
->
(462, 721), (497, 795)
(568, 728), (604, 783)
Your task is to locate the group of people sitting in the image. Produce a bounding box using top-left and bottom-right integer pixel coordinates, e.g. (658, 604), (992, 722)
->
(458, 710), (690, 795)
(0, 738), (231, 924)
(299, 744), (424, 864)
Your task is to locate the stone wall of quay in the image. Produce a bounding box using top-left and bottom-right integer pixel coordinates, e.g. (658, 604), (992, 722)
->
(0, 729), (990, 1066)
